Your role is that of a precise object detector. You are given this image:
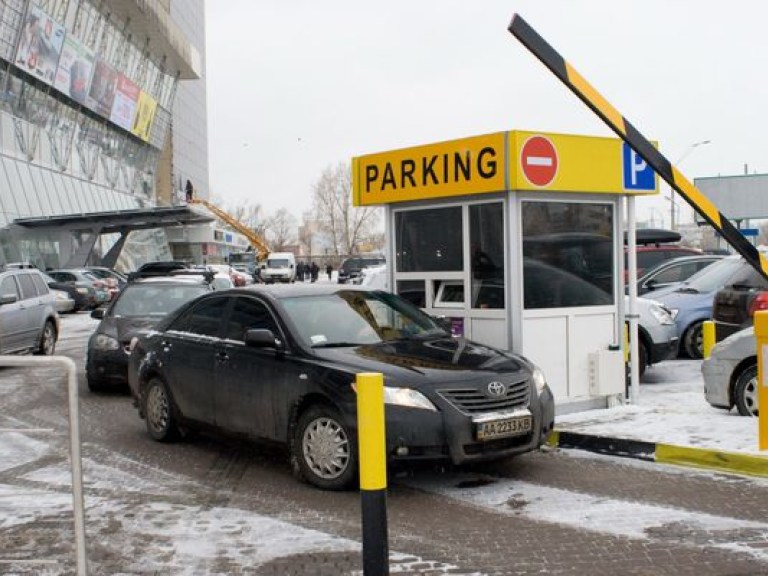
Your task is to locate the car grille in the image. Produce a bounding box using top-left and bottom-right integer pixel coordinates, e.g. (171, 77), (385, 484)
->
(438, 379), (530, 414)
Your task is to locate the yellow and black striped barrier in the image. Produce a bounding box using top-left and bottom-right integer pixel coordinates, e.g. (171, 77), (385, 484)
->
(356, 372), (389, 575)
(753, 312), (767, 451)
(508, 14), (768, 283)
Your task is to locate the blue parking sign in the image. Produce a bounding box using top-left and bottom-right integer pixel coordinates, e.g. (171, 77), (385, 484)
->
(622, 142), (655, 191)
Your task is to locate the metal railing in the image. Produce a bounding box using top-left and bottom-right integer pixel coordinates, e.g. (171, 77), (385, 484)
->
(0, 355), (87, 575)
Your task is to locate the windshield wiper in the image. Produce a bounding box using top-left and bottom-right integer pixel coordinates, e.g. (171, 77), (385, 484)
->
(311, 341), (364, 348)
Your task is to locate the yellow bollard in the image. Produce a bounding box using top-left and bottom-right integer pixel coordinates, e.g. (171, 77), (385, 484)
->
(356, 372), (389, 575)
(753, 312), (768, 451)
(702, 321), (715, 359)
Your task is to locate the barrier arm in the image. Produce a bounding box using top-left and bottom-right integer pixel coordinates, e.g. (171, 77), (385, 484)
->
(507, 14), (768, 283)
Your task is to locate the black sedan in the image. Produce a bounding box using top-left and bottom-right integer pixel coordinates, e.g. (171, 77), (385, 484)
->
(127, 285), (555, 490)
(86, 275), (214, 391)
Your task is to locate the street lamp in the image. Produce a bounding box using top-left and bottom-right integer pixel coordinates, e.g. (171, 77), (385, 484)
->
(670, 139), (711, 230)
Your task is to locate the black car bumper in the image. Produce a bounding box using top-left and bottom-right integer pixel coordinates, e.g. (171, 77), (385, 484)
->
(86, 347), (130, 386)
(649, 337), (679, 364)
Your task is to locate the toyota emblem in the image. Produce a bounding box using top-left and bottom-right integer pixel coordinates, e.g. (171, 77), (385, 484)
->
(487, 381), (506, 397)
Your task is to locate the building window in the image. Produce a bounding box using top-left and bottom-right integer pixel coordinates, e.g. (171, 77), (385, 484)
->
(522, 201), (614, 309)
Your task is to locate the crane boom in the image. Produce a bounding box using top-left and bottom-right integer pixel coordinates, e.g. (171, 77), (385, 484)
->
(188, 199), (270, 260)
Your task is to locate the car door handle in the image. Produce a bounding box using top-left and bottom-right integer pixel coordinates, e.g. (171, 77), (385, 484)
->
(216, 351), (229, 362)
(160, 340), (172, 352)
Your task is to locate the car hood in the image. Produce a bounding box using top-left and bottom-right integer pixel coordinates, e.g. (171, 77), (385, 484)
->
(98, 316), (162, 342)
(656, 289), (713, 309)
(312, 336), (531, 388)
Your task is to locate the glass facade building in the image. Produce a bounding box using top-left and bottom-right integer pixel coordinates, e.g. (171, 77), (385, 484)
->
(0, 0), (205, 270)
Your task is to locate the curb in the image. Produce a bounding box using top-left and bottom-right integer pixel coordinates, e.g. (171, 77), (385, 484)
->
(549, 430), (768, 478)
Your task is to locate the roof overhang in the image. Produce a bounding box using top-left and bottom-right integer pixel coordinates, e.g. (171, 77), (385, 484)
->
(12, 206), (214, 234)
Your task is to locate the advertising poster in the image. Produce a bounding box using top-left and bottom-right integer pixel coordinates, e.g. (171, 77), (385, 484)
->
(86, 59), (118, 118)
(131, 90), (157, 142)
(15, 5), (66, 86)
(53, 36), (94, 105)
(110, 74), (139, 131)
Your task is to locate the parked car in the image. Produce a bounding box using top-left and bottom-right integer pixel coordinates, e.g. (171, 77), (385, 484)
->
(337, 256), (386, 284)
(51, 288), (75, 313)
(632, 296), (678, 377)
(86, 267), (128, 300)
(47, 268), (110, 307)
(40, 272), (96, 312)
(654, 256), (745, 358)
(624, 228), (702, 281)
(128, 261), (188, 280)
(127, 285), (555, 490)
(702, 327), (758, 416)
(86, 273), (215, 392)
(712, 256), (768, 343)
(630, 254), (723, 296)
(0, 267), (59, 355)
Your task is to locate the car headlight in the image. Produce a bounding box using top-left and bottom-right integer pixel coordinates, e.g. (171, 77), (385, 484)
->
(92, 334), (120, 351)
(383, 386), (437, 410)
(531, 365), (549, 393)
(666, 307), (679, 320)
(649, 303), (675, 326)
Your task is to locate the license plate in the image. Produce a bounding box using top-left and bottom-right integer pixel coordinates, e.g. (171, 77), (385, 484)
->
(476, 415), (532, 440)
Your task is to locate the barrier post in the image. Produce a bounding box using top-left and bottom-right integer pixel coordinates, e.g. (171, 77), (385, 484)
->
(754, 312), (768, 451)
(356, 372), (389, 576)
(702, 321), (715, 359)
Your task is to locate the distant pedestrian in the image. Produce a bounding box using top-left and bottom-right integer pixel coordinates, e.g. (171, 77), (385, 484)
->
(326, 263), (332, 281)
(185, 179), (194, 202)
(310, 261), (319, 283)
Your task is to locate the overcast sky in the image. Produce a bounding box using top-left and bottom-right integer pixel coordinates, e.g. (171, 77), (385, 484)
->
(205, 1), (768, 227)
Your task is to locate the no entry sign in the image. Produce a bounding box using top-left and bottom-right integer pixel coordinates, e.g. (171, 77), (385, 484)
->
(521, 135), (558, 187)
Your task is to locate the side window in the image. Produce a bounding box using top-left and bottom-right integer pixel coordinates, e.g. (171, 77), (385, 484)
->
(17, 273), (37, 300)
(223, 297), (279, 342)
(174, 297), (229, 338)
(0, 276), (20, 301)
(31, 273), (49, 296)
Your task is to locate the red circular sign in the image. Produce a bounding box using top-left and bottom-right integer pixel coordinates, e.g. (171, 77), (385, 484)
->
(520, 136), (558, 187)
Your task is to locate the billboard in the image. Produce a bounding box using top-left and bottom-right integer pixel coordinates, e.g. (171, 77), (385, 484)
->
(110, 75), (140, 131)
(131, 91), (157, 142)
(86, 59), (118, 117)
(54, 36), (94, 105)
(15, 5), (66, 86)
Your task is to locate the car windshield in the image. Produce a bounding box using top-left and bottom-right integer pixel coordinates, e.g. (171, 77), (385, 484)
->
(677, 256), (743, 293)
(267, 259), (291, 268)
(111, 284), (209, 317)
(280, 290), (448, 347)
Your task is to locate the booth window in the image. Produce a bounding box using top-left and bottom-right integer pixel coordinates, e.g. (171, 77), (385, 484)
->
(433, 280), (464, 308)
(522, 201), (614, 309)
(395, 207), (463, 272)
(470, 203), (504, 308)
(397, 280), (426, 308)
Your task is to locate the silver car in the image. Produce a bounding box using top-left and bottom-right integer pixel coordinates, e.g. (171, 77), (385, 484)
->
(702, 327), (758, 416)
(0, 267), (60, 355)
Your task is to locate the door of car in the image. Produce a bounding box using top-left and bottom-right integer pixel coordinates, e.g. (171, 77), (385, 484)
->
(0, 275), (25, 352)
(160, 295), (231, 425)
(214, 295), (297, 440)
(16, 272), (47, 349)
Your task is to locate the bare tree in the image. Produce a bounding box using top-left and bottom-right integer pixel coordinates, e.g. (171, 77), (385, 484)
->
(312, 162), (381, 255)
(263, 207), (297, 251)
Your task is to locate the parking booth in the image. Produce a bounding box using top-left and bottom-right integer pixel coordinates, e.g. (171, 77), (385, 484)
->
(352, 130), (658, 413)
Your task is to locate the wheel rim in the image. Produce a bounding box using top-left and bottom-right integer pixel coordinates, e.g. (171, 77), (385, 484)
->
(42, 324), (55, 355)
(302, 416), (350, 480)
(743, 374), (759, 417)
(146, 384), (170, 434)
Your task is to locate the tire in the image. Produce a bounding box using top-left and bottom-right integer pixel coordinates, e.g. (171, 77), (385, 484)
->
(34, 320), (57, 356)
(292, 404), (357, 491)
(142, 378), (180, 442)
(682, 321), (704, 359)
(637, 339), (648, 378)
(734, 364), (759, 417)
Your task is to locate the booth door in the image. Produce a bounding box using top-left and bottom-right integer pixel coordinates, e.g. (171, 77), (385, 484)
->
(519, 200), (618, 402)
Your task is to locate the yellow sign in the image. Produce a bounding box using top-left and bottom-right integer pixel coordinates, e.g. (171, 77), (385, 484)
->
(353, 133), (506, 206)
(510, 131), (658, 194)
(353, 130), (658, 206)
(131, 90), (157, 142)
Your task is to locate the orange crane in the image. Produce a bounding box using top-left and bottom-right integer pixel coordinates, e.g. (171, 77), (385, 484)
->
(188, 198), (270, 260)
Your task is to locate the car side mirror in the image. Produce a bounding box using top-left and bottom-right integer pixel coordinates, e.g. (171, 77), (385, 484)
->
(0, 294), (18, 305)
(91, 308), (105, 320)
(644, 279), (657, 291)
(244, 328), (283, 351)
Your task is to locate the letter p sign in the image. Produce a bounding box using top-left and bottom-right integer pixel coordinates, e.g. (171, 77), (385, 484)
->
(622, 142), (656, 191)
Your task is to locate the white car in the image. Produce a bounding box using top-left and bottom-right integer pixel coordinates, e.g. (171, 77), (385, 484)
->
(702, 327), (758, 416)
(51, 288), (75, 313)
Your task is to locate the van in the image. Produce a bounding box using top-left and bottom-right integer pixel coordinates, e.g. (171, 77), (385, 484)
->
(261, 252), (296, 283)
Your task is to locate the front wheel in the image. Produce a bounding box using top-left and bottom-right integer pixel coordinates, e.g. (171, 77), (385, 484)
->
(292, 405), (357, 490)
(682, 321), (704, 359)
(34, 320), (57, 356)
(734, 364), (759, 417)
(143, 378), (180, 441)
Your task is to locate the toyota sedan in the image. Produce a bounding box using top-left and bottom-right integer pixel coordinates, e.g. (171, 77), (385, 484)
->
(127, 285), (555, 490)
